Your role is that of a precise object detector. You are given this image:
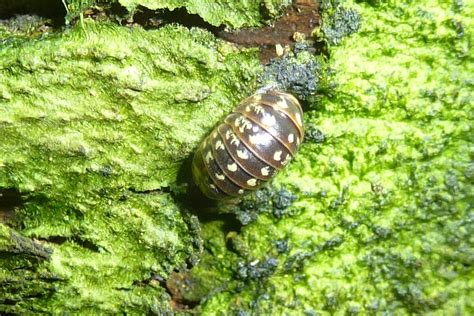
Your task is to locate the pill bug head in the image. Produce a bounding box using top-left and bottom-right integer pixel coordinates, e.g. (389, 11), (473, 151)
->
(192, 89), (304, 200)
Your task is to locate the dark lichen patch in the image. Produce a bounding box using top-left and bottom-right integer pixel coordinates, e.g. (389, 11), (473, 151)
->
(274, 239), (289, 254)
(233, 187), (297, 225)
(259, 47), (328, 100)
(321, 6), (361, 46)
(236, 257), (279, 281)
(282, 251), (314, 273)
(304, 125), (326, 143)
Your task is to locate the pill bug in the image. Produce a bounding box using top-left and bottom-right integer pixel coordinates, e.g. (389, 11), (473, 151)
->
(192, 90), (304, 200)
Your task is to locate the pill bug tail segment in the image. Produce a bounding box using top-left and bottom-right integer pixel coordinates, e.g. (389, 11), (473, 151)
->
(192, 90), (304, 200)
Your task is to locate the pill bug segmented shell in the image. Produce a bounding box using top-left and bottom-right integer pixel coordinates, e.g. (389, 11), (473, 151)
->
(192, 90), (304, 200)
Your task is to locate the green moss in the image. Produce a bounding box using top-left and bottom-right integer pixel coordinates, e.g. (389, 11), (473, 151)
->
(61, 0), (291, 28)
(0, 21), (260, 196)
(0, 21), (261, 312)
(64, 0), (96, 24)
(194, 0), (474, 314)
(118, 0), (292, 28)
(2, 0), (472, 313)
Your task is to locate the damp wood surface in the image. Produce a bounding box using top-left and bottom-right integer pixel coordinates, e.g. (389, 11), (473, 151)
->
(219, 0), (320, 46)
(219, 0), (320, 62)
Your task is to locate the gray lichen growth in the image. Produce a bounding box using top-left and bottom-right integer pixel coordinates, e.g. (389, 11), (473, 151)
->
(233, 187), (297, 225)
(322, 6), (361, 45)
(259, 47), (327, 100)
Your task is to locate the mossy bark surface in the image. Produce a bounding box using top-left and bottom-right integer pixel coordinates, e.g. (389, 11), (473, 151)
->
(0, 22), (260, 313)
(117, 0), (292, 28)
(1, 0), (473, 314)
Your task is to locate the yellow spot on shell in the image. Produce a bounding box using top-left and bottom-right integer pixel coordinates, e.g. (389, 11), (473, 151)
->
(276, 98), (289, 109)
(237, 149), (248, 159)
(273, 150), (282, 161)
(282, 154), (291, 166)
(205, 151), (213, 163)
(262, 114), (276, 126)
(247, 178), (257, 186)
(288, 133), (295, 143)
(230, 132), (240, 146)
(253, 105), (265, 115)
(295, 113), (303, 126)
(215, 140), (225, 150)
(238, 117), (253, 132)
(249, 133), (273, 146)
(227, 163), (237, 172)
